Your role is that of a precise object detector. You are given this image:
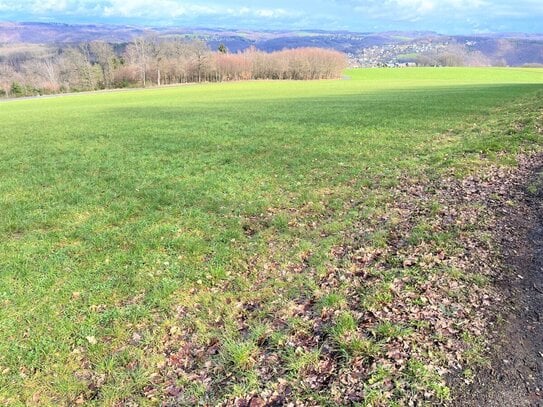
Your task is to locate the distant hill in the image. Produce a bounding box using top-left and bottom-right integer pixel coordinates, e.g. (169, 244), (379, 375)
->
(1, 22), (542, 66)
(0, 22), (148, 43)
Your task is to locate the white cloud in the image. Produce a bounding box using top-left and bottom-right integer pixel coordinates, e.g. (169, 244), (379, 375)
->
(0, 0), (296, 21)
(349, 0), (493, 23)
(34, 0), (69, 12)
(101, 1), (292, 20)
(0, 0), (541, 32)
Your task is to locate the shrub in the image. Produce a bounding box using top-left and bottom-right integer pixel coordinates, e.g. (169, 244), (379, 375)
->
(10, 82), (25, 97)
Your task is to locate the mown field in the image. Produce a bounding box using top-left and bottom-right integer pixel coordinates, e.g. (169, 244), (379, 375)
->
(1, 68), (542, 405)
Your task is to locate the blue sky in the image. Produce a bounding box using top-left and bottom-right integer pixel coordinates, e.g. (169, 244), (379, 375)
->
(0, 0), (542, 33)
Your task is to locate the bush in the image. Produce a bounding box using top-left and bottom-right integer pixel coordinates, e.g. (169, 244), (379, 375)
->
(10, 82), (25, 97)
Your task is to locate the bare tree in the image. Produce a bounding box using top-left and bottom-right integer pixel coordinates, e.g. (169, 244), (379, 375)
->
(189, 40), (211, 83)
(90, 41), (116, 88)
(128, 36), (151, 87)
(0, 63), (18, 96)
(21, 58), (61, 93)
(144, 34), (169, 86)
(61, 45), (96, 90)
(1, 36), (349, 97)
(37, 59), (59, 85)
(167, 37), (192, 83)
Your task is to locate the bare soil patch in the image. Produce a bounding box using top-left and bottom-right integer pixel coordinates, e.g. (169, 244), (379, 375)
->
(455, 155), (543, 406)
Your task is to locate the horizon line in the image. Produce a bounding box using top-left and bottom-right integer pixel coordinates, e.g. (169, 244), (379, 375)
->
(2, 20), (543, 37)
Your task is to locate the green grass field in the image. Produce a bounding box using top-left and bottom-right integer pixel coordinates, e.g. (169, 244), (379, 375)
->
(1, 68), (542, 405)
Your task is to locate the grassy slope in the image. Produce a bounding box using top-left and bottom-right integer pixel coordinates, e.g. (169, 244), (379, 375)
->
(0, 68), (542, 404)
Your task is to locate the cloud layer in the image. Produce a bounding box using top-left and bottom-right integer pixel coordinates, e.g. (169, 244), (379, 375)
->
(0, 0), (541, 33)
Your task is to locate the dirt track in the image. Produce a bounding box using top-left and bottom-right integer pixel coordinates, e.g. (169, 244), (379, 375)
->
(457, 163), (543, 406)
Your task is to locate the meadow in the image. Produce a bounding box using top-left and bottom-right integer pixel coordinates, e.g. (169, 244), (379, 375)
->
(0, 68), (542, 405)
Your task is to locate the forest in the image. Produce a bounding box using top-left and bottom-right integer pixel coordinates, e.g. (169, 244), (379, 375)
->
(0, 37), (347, 97)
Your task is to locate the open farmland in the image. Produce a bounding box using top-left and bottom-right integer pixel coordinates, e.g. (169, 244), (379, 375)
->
(0, 68), (542, 405)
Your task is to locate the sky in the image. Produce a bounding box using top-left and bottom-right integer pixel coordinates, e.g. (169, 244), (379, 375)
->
(0, 0), (542, 34)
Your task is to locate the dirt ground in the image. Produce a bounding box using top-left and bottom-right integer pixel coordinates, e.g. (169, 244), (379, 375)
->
(456, 164), (543, 406)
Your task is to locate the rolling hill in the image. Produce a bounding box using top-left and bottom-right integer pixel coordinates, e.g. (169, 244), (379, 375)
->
(1, 22), (542, 66)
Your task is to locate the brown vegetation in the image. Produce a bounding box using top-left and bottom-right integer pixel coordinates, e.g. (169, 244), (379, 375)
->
(414, 44), (493, 67)
(0, 37), (347, 97)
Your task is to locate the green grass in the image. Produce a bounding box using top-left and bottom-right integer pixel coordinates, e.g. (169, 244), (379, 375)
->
(0, 68), (542, 404)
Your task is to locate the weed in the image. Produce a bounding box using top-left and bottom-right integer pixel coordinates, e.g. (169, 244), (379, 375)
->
(318, 292), (347, 310)
(330, 311), (357, 338)
(362, 283), (394, 312)
(372, 322), (413, 341)
(220, 339), (258, 372)
(285, 348), (321, 375)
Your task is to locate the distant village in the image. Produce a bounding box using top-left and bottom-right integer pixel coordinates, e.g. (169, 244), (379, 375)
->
(348, 40), (451, 67)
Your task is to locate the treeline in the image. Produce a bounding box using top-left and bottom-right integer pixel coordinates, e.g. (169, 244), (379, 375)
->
(404, 45), (496, 67)
(0, 36), (347, 97)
